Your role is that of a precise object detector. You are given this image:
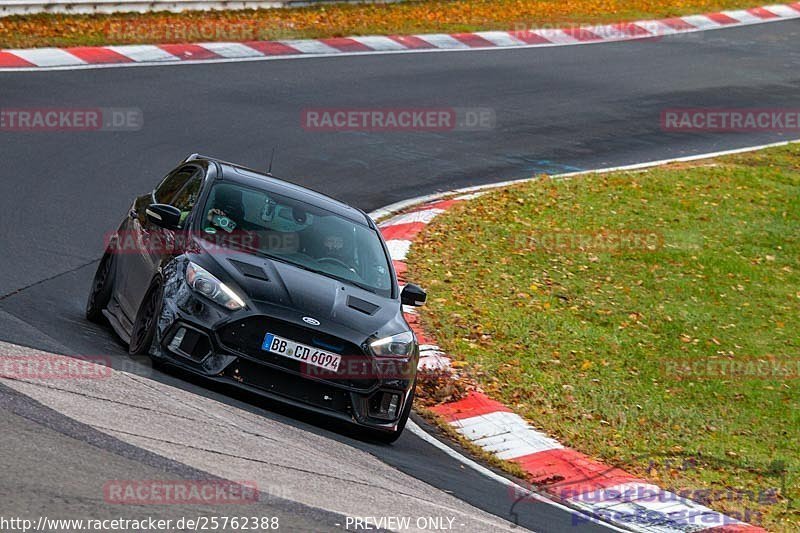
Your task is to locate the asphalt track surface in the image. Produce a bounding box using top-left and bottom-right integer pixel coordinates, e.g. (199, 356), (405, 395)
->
(0, 19), (798, 532)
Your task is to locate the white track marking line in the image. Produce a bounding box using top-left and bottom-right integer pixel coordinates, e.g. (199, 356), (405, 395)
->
(473, 31), (528, 47)
(385, 240), (412, 261)
(278, 39), (340, 55)
(722, 9), (766, 23)
(350, 35), (409, 51)
(418, 353), (451, 370)
(763, 3), (800, 16)
(530, 29), (579, 44)
(635, 20), (682, 36)
(584, 25), (632, 40)
(6, 48), (85, 67)
(369, 139), (800, 222)
(449, 411), (564, 459)
(453, 191), (488, 201)
(380, 208), (444, 227)
(415, 34), (471, 49)
(473, 432), (562, 460)
(107, 45), (179, 62)
(198, 42), (264, 58)
(680, 15), (724, 30)
(419, 344), (443, 352)
(441, 414), (564, 463)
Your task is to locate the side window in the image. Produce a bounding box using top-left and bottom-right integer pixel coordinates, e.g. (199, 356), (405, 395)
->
(172, 173), (203, 212)
(172, 172), (203, 228)
(154, 166), (196, 205)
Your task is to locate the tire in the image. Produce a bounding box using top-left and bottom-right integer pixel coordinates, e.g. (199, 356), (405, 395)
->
(370, 385), (415, 444)
(86, 252), (115, 323)
(129, 279), (163, 356)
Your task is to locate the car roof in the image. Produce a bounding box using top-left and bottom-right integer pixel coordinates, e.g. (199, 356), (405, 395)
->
(197, 157), (371, 226)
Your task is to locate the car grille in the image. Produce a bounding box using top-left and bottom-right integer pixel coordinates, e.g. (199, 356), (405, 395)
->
(224, 358), (352, 414)
(218, 316), (378, 391)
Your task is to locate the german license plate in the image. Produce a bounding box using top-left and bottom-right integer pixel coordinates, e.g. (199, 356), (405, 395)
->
(261, 332), (341, 372)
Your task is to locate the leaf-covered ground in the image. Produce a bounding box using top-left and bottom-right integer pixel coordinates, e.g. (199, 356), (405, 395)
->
(1, 0), (766, 49)
(407, 145), (800, 531)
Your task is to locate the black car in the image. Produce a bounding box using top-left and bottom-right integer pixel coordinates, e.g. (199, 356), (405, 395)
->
(87, 154), (427, 442)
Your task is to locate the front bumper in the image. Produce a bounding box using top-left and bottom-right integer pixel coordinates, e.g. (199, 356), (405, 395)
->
(152, 274), (416, 433)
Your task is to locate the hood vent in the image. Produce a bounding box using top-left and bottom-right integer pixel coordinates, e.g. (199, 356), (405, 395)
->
(229, 259), (269, 282)
(347, 295), (380, 316)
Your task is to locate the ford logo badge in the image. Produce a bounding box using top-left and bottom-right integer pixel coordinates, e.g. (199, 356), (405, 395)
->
(302, 316), (320, 326)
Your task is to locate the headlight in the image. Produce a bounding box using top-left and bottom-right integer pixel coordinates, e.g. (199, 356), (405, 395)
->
(369, 331), (415, 357)
(185, 261), (246, 311)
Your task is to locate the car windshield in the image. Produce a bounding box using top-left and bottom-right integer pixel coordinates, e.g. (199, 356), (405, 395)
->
(199, 182), (393, 296)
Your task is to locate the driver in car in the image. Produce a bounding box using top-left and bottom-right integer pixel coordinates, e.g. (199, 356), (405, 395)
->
(323, 234), (345, 256)
(207, 187), (245, 233)
(318, 231), (358, 275)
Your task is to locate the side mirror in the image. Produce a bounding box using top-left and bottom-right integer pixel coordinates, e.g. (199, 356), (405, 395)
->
(145, 204), (182, 230)
(401, 284), (427, 307)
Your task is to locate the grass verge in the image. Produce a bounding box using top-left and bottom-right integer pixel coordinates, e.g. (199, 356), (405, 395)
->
(407, 144), (800, 532)
(0, 0), (769, 49)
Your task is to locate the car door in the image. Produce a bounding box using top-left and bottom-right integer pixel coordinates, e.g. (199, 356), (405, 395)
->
(117, 165), (202, 322)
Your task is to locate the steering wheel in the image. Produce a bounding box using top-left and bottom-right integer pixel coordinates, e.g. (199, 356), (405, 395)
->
(317, 257), (354, 272)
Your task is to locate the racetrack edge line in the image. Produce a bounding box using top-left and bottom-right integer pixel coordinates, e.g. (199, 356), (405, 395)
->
(1, 8), (798, 72)
(368, 138), (800, 222)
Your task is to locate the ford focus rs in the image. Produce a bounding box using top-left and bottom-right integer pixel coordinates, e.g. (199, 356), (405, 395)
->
(87, 154), (427, 442)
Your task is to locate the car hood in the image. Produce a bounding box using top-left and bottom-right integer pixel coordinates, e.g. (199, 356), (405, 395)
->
(192, 243), (404, 342)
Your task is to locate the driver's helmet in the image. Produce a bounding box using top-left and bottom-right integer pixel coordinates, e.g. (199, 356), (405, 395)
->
(319, 223), (355, 263)
(323, 234), (346, 257)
